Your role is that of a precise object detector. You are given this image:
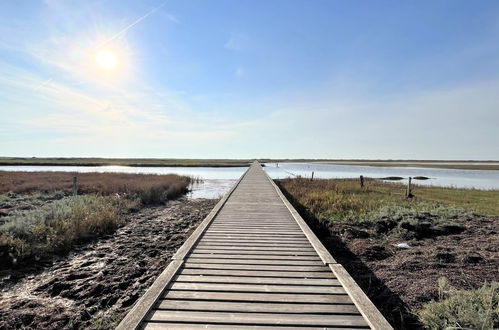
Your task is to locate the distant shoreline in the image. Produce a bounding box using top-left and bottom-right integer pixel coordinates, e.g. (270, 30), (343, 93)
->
(0, 157), (498, 170)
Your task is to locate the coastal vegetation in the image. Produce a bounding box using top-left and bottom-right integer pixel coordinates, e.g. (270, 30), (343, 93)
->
(0, 171), (192, 268)
(277, 177), (498, 329)
(0, 171), (191, 202)
(2, 157), (498, 170)
(418, 278), (498, 329)
(0, 157), (251, 167)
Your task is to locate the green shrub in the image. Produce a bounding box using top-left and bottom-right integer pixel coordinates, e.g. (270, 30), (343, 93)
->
(0, 195), (134, 266)
(418, 278), (499, 329)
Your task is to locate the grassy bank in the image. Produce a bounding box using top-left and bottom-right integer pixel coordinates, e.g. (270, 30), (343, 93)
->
(0, 157), (251, 167)
(0, 171), (191, 203)
(0, 171), (193, 268)
(277, 178), (499, 329)
(278, 177), (499, 220)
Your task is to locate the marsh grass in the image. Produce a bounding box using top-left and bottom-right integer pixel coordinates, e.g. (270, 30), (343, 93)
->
(277, 177), (499, 222)
(0, 171), (191, 205)
(418, 278), (498, 329)
(0, 195), (136, 265)
(0, 157), (250, 167)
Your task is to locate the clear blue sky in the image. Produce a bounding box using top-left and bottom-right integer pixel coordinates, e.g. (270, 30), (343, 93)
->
(1, 0), (498, 159)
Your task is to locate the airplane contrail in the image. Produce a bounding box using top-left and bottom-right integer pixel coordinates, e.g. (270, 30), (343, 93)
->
(97, 0), (169, 49)
(34, 78), (53, 91)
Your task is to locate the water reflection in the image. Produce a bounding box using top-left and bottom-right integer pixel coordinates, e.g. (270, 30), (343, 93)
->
(264, 163), (499, 190)
(1, 163), (498, 199)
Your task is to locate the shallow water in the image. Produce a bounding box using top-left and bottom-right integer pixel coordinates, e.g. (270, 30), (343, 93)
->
(0, 165), (248, 199)
(1, 163), (498, 198)
(264, 162), (499, 190)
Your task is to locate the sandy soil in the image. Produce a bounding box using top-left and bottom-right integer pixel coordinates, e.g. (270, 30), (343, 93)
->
(320, 216), (499, 329)
(0, 198), (217, 330)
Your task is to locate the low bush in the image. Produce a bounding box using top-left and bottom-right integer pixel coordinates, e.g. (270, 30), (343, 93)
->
(418, 278), (498, 329)
(0, 195), (136, 267)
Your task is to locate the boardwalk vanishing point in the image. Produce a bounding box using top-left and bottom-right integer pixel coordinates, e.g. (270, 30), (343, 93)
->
(117, 161), (393, 329)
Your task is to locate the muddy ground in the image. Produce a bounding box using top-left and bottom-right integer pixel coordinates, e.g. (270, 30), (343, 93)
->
(0, 198), (217, 330)
(320, 216), (499, 329)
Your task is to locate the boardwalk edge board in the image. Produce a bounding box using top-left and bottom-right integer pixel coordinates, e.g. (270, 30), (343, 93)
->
(264, 167), (337, 265)
(330, 264), (394, 330)
(115, 259), (183, 330)
(116, 161), (393, 330)
(265, 165), (393, 330)
(116, 166), (250, 330)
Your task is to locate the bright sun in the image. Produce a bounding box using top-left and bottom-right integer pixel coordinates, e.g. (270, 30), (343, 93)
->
(95, 50), (118, 70)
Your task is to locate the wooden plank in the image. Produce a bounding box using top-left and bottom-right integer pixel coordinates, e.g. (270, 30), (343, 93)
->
(330, 264), (394, 329)
(143, 323), (369, 330)
(264, 170), (337, 265)
(196, 242), (313, 247)
(148, 310), (369, 327)
(172, 166), (251, 260)
(203, 233), (306, 237)
(204, 228), (306, 233)
(188, 253), (321, 260)
(168, 282), (346, 294)
(173, 275), (339, 285)
(178, 268), (335, 278)
(194, 245), (316, 251)
(156, 299), (359, 314)
(162, 290), (354, 304)
(115, 259), (183, 330)
(185, 258), (324, 266)
(199, 240), (311, 244)
(199, 237), (310, 242)
(191, 249), (318, 256)
(183, 263), (330, 272)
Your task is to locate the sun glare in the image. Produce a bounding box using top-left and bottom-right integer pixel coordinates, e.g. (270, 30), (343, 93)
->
(95, 50), (118, 70)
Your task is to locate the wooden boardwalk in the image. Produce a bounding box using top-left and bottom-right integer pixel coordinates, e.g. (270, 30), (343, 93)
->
(117, 162), (392, 329)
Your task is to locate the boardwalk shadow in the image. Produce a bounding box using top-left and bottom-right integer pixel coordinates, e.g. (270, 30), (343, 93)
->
(276, 183), (423, 330)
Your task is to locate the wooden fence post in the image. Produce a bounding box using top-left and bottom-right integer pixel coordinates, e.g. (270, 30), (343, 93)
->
(311, 171), (314, 181)
(406, 177), (413, 198)
(72, 176), (78, 196)
(360, 175), (364, 188)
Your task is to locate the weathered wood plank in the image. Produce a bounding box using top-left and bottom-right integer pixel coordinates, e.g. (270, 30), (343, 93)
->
(191, 249), (318, 256)
(195, 240), (310, 248)
(168, 282), (346, 294)
(142, 323), (369, 330)
(156, 299), (358, 314)
(148, 310), (369, 327)
(188, 253), (321, 260)
(173, 275), (339, 285)
(178, 268), (335, 278)
(185, 258), (324, 266)
(162, 290), (354, 304)
(194, 245), (316, 251)
(115, 260), (183, 330)
(330, 264), (394, 329)
(183, 263), (330, 272)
